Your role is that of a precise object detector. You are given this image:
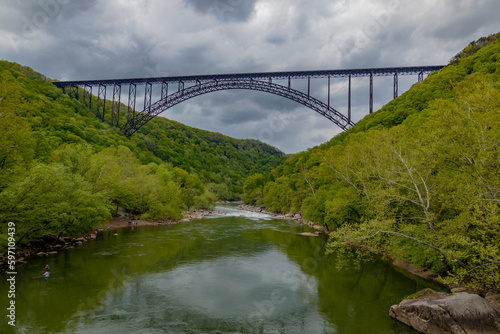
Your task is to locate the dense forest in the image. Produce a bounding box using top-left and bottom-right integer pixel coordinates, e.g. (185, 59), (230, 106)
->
(136, 117), (286, 200)
(0, 60), (285, 251)
(242, 33), (500, 291)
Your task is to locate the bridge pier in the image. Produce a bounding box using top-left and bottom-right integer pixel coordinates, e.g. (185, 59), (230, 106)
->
(144, 82), (152, 114)
(161, 81), (168, 100)
(307, 76), (311, 98)
(111, 83), (121, 128)
(394, 72), (399, 99)
(84, 84), (92, 110)
(348, 74), (351, 123)
(127, 83), (137, 126)
(369, 72), (374, 114)
(72, 85), (79, 101)
(327, 76), (331, 109)
(418, 71), (424, 82)
(96, 84), (106, 122)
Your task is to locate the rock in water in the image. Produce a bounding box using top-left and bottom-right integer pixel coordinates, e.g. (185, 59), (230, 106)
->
(389, 288), (500, 334)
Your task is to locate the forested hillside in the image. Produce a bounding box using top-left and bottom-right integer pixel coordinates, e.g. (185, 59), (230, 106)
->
(243, 33), (500, 291)
(0, 60), (284, 250)
(136, 117), (285, 200)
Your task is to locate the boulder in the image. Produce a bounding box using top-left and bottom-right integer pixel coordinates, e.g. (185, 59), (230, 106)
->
(42, 234), (58, 243)
(486, 293), (500, 313)
(389, 288), (500, 333)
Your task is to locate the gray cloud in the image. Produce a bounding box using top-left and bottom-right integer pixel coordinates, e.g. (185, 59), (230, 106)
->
(1, 0), (500, 153)
(184, 0), (257, 22)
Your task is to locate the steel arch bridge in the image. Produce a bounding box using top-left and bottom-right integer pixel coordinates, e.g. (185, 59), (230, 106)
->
(53, 65), (444, 136)
(125, 78), (353, 137)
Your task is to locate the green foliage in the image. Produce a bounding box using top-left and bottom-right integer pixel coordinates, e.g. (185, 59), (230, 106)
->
(450, 32), (500, 64)
(137, 118), (286, 200)
(243, 34), (500, 291)
(0, 163), (110, 245)
(242, 173), (268, 205)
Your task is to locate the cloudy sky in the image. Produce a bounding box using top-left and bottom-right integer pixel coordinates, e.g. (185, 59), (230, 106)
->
(1, 0), (500, 153)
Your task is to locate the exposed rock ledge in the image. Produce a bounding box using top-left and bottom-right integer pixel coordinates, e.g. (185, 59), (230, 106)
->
(389, 288), (500, 333)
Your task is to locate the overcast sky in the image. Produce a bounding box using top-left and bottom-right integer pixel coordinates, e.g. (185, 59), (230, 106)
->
(1, 0), (500, 153)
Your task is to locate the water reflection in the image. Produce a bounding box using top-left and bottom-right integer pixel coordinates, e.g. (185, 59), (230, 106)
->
(0, 205), (443, 333)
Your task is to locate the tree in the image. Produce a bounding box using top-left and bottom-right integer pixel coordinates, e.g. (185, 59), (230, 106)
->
(0, 163), (110, 248)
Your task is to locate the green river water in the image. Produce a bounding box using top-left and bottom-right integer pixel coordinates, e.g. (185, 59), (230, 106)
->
(1, 205), (445, 333)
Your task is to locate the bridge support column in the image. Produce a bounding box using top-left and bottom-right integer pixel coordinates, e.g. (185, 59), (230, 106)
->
(418, 71), (424, 82)
(394, 72), (399, 99)
(111, 83), (121, 128)
(178, 80), (184, 94)
(84, 84), (92, 109)
(369, 72), (374, 114)
(327, 76), (331, 109)
(127, 83), (137, 126)
(96, 84), (106, 122)
(348, 74), (351, 123)
(69, 85), (79, 101)
(161, 81), (168, 100)
(307, 76), (311, 98)
(144, 82), (152, 114)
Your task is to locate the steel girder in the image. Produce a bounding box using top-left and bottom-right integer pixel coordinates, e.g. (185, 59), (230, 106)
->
(122, 79), (355, 137)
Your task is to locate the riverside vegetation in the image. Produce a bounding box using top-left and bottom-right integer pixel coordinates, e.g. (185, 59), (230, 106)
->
(0, 60), (285, 253)
(242, 33), (500, 292)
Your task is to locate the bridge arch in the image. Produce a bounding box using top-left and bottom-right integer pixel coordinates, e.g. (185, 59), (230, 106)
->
(123, 79), (354, 136)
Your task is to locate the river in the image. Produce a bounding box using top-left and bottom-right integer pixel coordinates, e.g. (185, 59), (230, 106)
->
(0, 204), (444, 333)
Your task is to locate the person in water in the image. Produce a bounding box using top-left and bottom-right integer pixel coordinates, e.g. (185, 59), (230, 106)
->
(44, 264), (51, 279)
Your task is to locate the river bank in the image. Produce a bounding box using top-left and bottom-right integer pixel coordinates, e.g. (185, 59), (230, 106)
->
(1, 209), (225, 272)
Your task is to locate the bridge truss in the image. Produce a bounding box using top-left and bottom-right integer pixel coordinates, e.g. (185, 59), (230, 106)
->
(53, 66), (444, 136)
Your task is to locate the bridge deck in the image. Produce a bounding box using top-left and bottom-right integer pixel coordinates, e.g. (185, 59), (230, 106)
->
(53, 65), (445, 87)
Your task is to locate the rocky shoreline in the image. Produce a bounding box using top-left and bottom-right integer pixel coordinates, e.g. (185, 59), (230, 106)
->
(1, 209), (224, 272)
